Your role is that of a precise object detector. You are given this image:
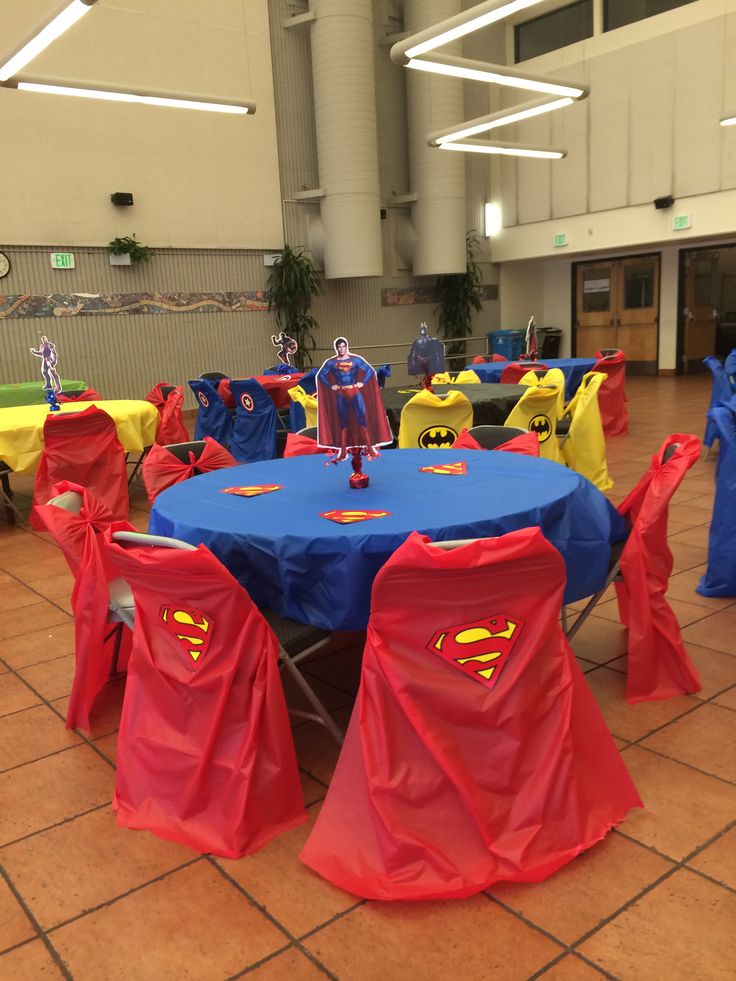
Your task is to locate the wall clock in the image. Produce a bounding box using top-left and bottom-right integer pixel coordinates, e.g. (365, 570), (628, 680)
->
(0, 253), (9, 278)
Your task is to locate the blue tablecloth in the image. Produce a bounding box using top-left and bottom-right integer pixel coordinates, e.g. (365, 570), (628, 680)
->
(466, 358), (597, 399)
(150, 450), (626, 631)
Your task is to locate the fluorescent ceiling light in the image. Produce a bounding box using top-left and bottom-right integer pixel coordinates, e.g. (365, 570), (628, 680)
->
(721, 115), (736, 126)
(16, 81), (253, 114)
(0, 0), (96, 83)
(440, 139), (565, 159)
(430, 96), (575, 145)
(400, 0), (545, 59)
(406, 57), (584, 99)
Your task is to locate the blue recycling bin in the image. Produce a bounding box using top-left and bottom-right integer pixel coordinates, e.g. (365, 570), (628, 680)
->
(488, 329), (525, 361)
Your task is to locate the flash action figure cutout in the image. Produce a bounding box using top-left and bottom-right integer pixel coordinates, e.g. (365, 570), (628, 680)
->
(271, 331), (298, 368)
(521, 315), (538, 361)
(30, 335), (63, 411)
(407, 322), (445, 391)
(316, 337), (392, 487)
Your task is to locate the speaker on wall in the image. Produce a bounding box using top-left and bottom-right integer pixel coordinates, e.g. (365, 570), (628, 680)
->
(653, 195), (674, 210)
(110, 192), (134, 206)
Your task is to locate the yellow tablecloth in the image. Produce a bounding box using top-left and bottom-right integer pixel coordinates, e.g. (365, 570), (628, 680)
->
(0, 401), (160, 474)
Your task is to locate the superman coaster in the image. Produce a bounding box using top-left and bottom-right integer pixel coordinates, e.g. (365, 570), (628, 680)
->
(419, 461), (467, 476)
(221, 484), (283, 497)
(321, 509), (391, 524)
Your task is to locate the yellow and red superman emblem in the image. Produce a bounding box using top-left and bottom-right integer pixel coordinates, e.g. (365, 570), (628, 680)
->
(419, 461), (467, 476)
(320, 509), (391, 524)
(427, 614), (523, 690)
(160, 605), (214, 664)
(221, 484), (283, 497)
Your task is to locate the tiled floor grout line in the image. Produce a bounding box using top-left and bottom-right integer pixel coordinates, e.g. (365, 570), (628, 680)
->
(0, 863), (74, 981)
(0, 802), (111, 851)
(224, 942), (304, 980)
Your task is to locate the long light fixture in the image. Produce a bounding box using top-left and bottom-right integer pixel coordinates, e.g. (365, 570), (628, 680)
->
(428, 96), (577, 145)
(720, 115), (736, 127)
(14, 81), (254, 114)
(404, 54), (585, 98)
(439, 139), (565, 159)
(0, 0), (96, 82)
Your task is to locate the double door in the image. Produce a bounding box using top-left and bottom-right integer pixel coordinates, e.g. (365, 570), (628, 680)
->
(574, 255), (659, 373)
(682, 251), (718, 372)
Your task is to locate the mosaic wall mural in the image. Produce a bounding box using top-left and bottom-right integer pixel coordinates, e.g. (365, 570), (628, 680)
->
(382, 284), (498, 306)
(0, 291), (270, 320)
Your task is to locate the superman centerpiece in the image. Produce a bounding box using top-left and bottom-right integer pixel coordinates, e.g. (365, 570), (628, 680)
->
(316, 337), (392, 488)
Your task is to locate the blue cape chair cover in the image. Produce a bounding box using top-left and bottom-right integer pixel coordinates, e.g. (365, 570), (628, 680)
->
(697, 396), (736, 597)
(724, 349), (736, 393)
(188, 379), (234, 447)
(230, 378), (281, 463)
(703, 356), (731, 447)
(377, 365), (392, 389)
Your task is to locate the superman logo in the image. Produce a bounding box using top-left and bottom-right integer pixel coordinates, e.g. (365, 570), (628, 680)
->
(240, 392), (254, 412)
(160, 605), (213, 664)
(419, 461), (467, 475)
(529, 414), (552, 443)
(418, 425), (457, 449)
(197, 392), (209, 408)
(321, 509), (391, 524)
(426, 614), (523, 690)
(221, 484), (283, 497)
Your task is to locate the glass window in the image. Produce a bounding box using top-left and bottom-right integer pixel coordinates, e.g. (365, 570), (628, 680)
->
(604, 0), (696, 32)
(582, 268), (611, 313)
(623, 264), (655, 309)
(515, 0), (593, 62)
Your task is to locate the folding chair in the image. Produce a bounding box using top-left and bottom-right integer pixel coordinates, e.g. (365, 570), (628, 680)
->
(466, 425), (526, 449)
(300, 528), (641, 900)
(504, 385), (563, 463)
(188, 378), (234, 447)
(703, 356), (731, 449)
(593, 350), (628, 436)
(141, 437), (237, 503)
(199, 371), (229, 382)
(500, 362), (549, 384)
(563, 435), (701, 703)
(30, 405), (129, 530)
(104, 530), (308, 857)
(57, 387), (103, 402)
(559, 372), (613, 491)
(697, 397), (736, 597)
(0, 460), (27, 524)
(725, 349), (736, 393)
(230, 378), (285, 463)
(145, 382), (189, 446)
(398, 389), (473, 449)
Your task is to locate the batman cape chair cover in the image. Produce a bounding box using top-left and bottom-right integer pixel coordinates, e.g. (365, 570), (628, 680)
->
(229, 378), (284, 463)
(288, 384), (319, 433)
(698, 398), (736, 597)
(30, 405), (129, 530)
(504, 385), (563, 463)
(452, 369), (481, 384)
(593, 350), (628, 436)
(142, 437), (237, 503)
(614, 434), (702, 703)
(103, 533), (307, 858)
(300, 528), (641, 900)
(188, 378), (234, 447)
(703, 356), (731, 447)
(33, 482), (136, 730)
(145, 383), (189, 446)
(560, 372), (613, 492)
(397, 389), (473, 449)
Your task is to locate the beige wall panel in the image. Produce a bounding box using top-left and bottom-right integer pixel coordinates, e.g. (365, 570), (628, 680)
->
(588, 50), (630, 213)
(720, 12), (736, 189)
(516, 116), (552, 224)
(551, 93), (588, 219)
(628, 34), (675, 206)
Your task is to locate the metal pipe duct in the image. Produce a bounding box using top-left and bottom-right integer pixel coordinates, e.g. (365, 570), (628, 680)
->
(405, 0), (466, 276)
(309, 0), (382, 279)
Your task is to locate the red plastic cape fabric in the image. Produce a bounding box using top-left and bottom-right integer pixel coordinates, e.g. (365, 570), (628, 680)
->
(283, 432), (330, 457)
(500, 362), (549, 384)
(31, 405), (129, 530)
(593, 351), (628, 436)
(33, 482), (134, 730)
(145, 383), (189, 445)
(142, 437), (236, 504)
(57, 387), (103, 402)
(301, 528), (641, 900)
(615, 433), (702, 702)
(452, 428), (540, 456)
(103, 535), (306, 857)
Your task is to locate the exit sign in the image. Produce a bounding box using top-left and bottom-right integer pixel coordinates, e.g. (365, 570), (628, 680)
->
(672, 214), (692, 231)
(50, 252), (75, 269)
(553, 233), (568, 248)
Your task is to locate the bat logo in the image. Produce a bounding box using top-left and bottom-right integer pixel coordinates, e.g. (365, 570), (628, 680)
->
(321, 509), (391, 524)
(427, 614), (523, 690)
(419, 461), (467, 475)
(418, 426), (458, 449)
(240, 392), (255, 412)
(221, 484), (283, 497)
(197, 392), (209, 408)
(160, 605), (214, 664)
(528, 414), (552, 443)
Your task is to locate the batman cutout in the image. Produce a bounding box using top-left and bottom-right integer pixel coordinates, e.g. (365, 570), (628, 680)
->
(418, 426), (458, 449)
(529, 414), (552, 443)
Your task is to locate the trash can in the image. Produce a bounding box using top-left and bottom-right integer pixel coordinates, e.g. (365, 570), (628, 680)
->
(488, 329), (525, 361)
(539, 328), (563, 360)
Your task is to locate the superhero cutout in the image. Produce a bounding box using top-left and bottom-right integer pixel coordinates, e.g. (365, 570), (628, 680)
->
(520, 315), (539, 361)
(30, 334), (63, 411)
(407, 322), (446, 392)
(316, 337), (392, 488)
(270, 331), (298, 370)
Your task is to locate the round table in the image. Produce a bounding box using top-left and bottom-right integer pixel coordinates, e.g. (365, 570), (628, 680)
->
(149, 449), (626, 631)
(467, 359), (597, 399)
(0, 400), (160, 473)
(381, 383), (526, 433)
(218, 375), (304, 411)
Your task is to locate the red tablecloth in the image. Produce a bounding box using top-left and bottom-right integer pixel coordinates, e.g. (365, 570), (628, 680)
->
(218, 374), (304, 411)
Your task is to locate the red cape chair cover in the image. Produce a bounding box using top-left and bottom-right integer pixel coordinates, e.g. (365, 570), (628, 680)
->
(30, 405), (129, 530)
(471, 355), (489, 364)
(141, 437), (237, 504)
(33, 482), (134, 730)
(452, 428), (540, 456)
(145, 383), (189, 445)
(283, 432), (330, 457)
(500, 362), (548, 384)
(301, 529), (641, 900)
(593, 351), (628, 437)
(57, 387), (103, 402)
(615, 434), (702, 703)
(103, 536), (306, 857)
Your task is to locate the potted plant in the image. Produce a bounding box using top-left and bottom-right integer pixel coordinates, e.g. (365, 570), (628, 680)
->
(266, 245), (323, 369)
(434, 232), (484, 364)
(108, 234), (153, 266)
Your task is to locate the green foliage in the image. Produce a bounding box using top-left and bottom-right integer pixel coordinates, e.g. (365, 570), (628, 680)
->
(108, 234), (153, 263)
(434, 233), (484, 362)
(267, 246), (323, 369)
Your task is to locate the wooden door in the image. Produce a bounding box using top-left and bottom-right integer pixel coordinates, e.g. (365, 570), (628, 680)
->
(683, 252), (718, 372)
(575, 262), (617, 357)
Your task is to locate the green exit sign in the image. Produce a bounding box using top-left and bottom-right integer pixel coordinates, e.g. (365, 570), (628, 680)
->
(50, 252), (75, 269)
(672, 214), (692, 231)
(553, 233), (568, 248)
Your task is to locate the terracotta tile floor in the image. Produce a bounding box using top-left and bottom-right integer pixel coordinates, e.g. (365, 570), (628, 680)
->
(0, 375), (734, 980)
